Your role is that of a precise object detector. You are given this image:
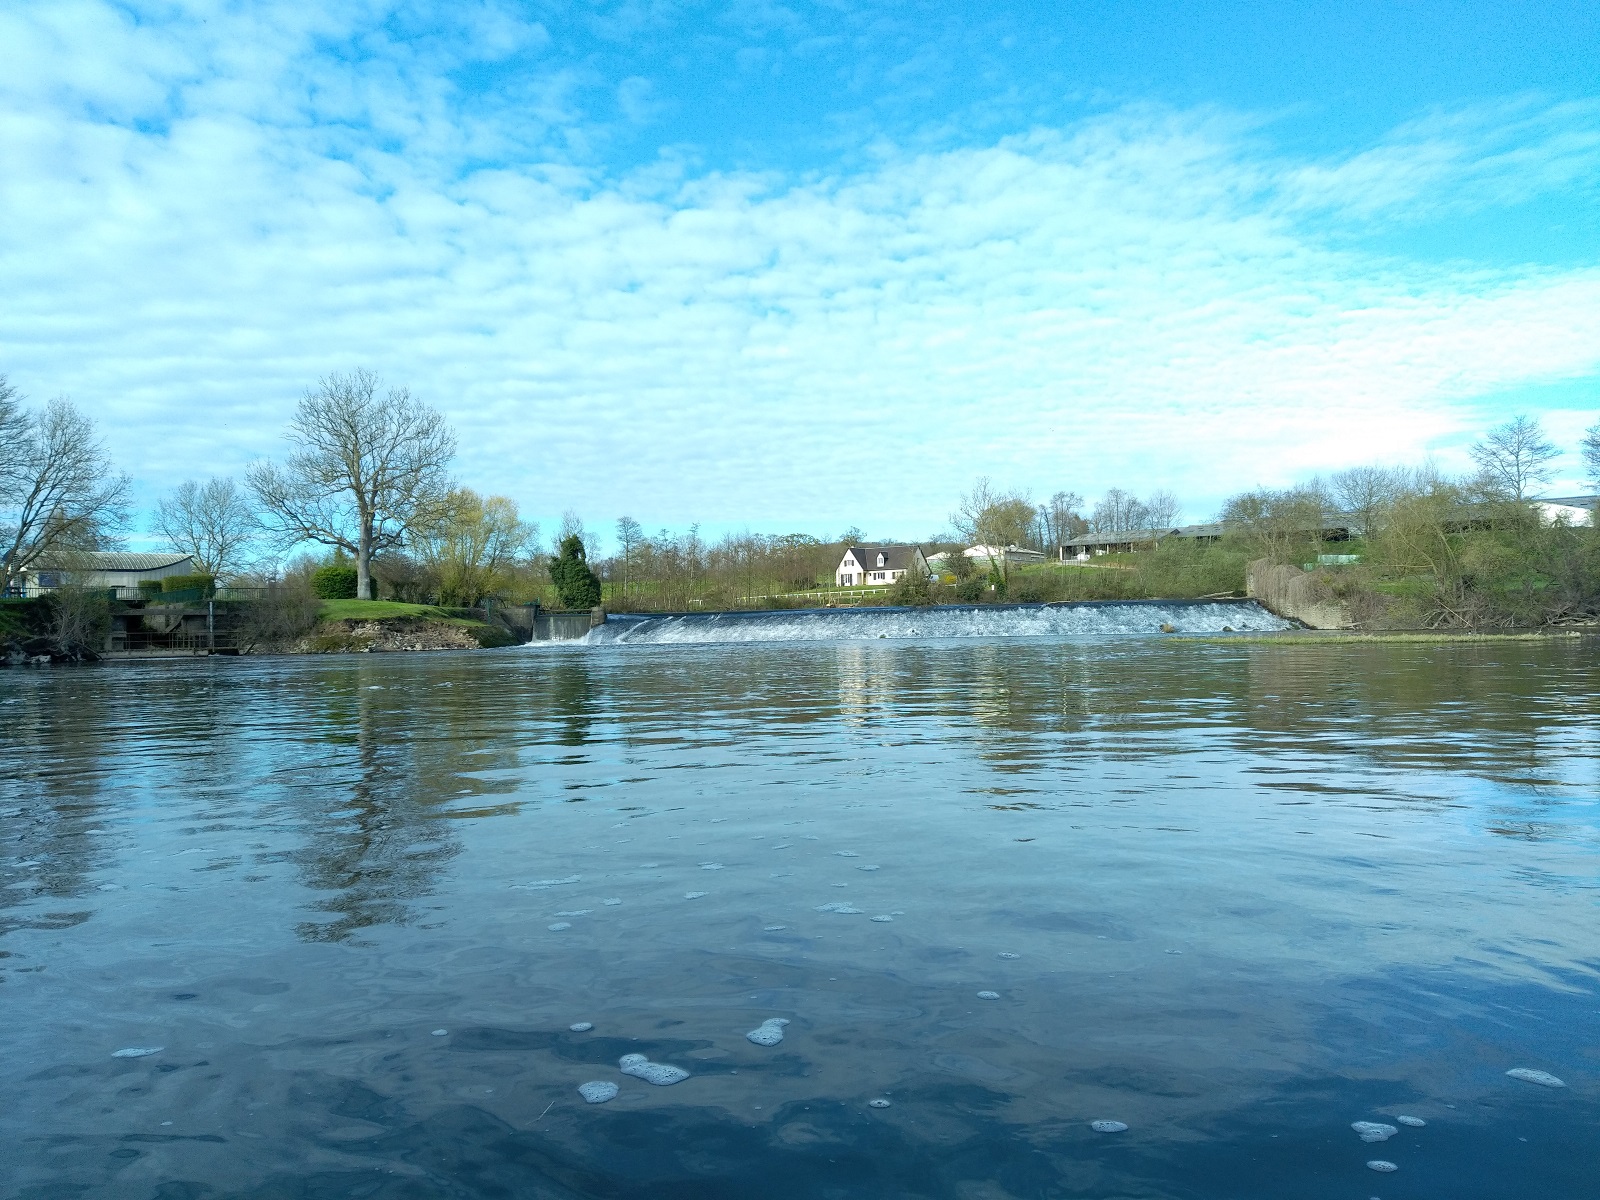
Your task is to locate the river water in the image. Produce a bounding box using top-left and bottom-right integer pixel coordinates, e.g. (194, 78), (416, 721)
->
(2, 616), (1597, 1198)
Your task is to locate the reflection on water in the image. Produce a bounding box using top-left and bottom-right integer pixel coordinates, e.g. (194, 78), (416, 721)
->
(1, 637), (1597, 1199)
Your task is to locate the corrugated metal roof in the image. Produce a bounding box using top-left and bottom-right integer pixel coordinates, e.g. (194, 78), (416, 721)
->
(841, 545), (922, 572)
(33, 552), (195, 571)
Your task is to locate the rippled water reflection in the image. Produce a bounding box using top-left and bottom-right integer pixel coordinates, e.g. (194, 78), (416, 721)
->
(2, 637), (1597, 1198)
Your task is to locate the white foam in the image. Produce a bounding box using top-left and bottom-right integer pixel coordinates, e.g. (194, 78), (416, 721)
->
(997, 952), (1019, 959)
(763, 925), (787, 931)
(868, 1098), (892, 1109)
(619, 1053), (689, 1086)
(871, 915), (894, 923)
(554, 910), (591, 917)
(700, 863), (724, 870)
(976, 991), (1000, 1000)
(746, 1018), (790, 1046)
(856, 865), (879, 871)
(113, 1047), (163, 1058)
(814, 903), (863, 914)
(579, 1081), (619, 1103)
(1090, 1120), (1127, 1133)
(1395, 1115), (1425, 1127)
(684, 891), (708, 899)
(431, 1029), (448, 1036)
(603, 898), (621, 905)
(1352, 1122), (1397, 1142)
(835, 851), (859, 858)
(548, 922), (572, 931)
(1506, 1068), (1566, 1088)
(569, 1022), (594, 1032)
(514, 875), (580, 890)
(1366, 1161), (1397, 1173)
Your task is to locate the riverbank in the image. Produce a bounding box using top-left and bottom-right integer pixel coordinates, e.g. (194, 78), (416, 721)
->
(1187, 628), (1593, 645)
(296, 601), (520, 652)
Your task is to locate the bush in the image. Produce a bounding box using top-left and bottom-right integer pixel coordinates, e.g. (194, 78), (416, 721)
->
(138, 580), (164, 598)
(549, 535), (602, 610)
(311, 564), (359, 599)
(954, 577), (987, 603)
(237, 580), (322, 651)
(890, 570), (935, 607)
(162, 572), (217, 597)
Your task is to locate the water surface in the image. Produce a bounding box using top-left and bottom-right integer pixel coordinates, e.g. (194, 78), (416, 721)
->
(2, 630), (1597, 1198)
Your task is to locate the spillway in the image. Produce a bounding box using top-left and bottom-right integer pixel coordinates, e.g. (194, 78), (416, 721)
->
(579, 599), (1291, 646)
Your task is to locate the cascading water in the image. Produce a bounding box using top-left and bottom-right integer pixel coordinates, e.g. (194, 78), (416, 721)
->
(577, 599), (1292, 646)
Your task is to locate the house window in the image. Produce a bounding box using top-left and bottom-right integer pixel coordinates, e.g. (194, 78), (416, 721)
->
(876, 553), (886, 567)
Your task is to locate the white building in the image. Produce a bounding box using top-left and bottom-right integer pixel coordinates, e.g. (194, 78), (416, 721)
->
(19, 552), (197, 598)
(835, 545), (929, 587)
(1534, 495), (1597, 526)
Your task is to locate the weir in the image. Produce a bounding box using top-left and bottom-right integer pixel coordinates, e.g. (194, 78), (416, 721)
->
(574, 598), (1292, 646)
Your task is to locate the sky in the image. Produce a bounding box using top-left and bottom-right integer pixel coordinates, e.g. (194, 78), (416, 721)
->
(2, 0), (1599, 549)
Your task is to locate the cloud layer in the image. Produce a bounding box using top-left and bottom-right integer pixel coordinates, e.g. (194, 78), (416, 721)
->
(3, 1), (1599, 539)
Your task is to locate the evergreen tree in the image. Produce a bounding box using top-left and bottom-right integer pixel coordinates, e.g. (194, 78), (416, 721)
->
(549, 534), (602, 609)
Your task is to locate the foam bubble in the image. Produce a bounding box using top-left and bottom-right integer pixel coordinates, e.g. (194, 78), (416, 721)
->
(619, 1053), (690, 1086)
(569, 1022), (594, 1032)
(856, 865), (879, 871)
(579, 1081), (619, 1103)
(431, 1029), (448, 1036)
(1395, 1115), (1426, 1127)
(1090, 1120), (1127, 1133)
(997, 952), (1019, 959)
(814, 903), (863, 914)
(1352, 1122), (1397, 1142)
(1366, 1161), (1397, 1173)
(868, 1098), (892, 1109)
(763, 925), (787, 931)
(514, 875), (581, 890)
(112, 1047), (163, 1058)
(772, 844), (792, 849)
(548, 922), (572, 931)
(871, 915), (894, 923)
(746, 1018), (790, 1046)
(554, 910), (590, 917)
(603, 898), (621, 905)
(1506, 1068), (1566, 1088)
(835, 851), (859, 858)
(700, 863), (724, 870)
(684, 891), (708, 899)
(976, 991), (1000, 1000)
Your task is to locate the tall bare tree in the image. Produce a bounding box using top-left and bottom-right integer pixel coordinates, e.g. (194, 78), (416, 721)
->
(1090, 488), (1150, 535)
(1330, 465), (1404, 537)
(951, 478), (1036, 578)
(153, 476), (259, 579)
(0, 392), (130, 593)
(1143, 489), (1182, 534)
(248, 370), (456, 600)
(1469, 414), (1559, 500)
(615, 515), (643, 601)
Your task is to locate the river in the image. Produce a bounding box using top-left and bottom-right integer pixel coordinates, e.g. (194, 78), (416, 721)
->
(2, 614), (1596, 1198)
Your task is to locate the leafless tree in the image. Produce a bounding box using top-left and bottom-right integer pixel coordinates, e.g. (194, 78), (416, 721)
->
(1143, 489), (1182, 533)
(247, 370), (456, 601)
(1580, 419), (1600, 489)
(1469, 414), (1559, 500)
(1329, 465), (1405, 537)
(0, 392), (131, 593)
(153, 476), (259, 580)
(1036, 491), (1086, 552)
(1089, 488), (1150, 535)
(615, 516), (643, 601)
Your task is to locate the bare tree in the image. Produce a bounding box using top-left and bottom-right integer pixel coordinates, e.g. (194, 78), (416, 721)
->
(1037, 491), (1086, 552)
(1330, 465), (1404, 537)
(1143, 489), (1182, 534)
(615, 516), (643, 601)
(1469, 414), (1559, 500)
(1581, 419), (1600, 489)
(0, 394), (130, 593)
(1090, 488), (1150, 535)
(153, 476), (259, 580)
(247, 370), (456, 601)
(951, 478), (1036, 578)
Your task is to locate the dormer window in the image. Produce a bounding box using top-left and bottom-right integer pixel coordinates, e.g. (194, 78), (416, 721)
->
(876, 553), (886, 567)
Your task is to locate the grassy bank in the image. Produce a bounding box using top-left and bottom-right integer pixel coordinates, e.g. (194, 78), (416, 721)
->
(310, 599), (518, 650)
(1186, 629), (1588, 645)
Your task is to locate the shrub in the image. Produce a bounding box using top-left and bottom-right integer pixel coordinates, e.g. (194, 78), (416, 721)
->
(890, 570), (935, 607)
(954, 577), (987, 603)
(161, 572), (217, 597)
(549, 535), (602, 610)
(237, 580), (322, 651)
(138, 580), (163, 598)
(311, 564), (359, 599)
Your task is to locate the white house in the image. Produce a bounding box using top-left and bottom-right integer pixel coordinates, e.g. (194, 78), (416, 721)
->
(836, 545), (929, 587)
(19, 552), (197, 598)
(958, 544), (1046, 567)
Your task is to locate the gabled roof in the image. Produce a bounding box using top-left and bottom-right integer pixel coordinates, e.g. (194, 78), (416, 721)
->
(32, 551), (196, 571)
(1535, 495), (1598, 507)
(841, 545), (922, 572)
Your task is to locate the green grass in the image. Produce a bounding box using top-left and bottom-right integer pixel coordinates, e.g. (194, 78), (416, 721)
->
(318, 599), (461, 621)
(1186, 630), (1581, 645)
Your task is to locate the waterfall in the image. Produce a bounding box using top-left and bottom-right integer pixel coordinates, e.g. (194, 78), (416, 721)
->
(577, 600), (1291, 646)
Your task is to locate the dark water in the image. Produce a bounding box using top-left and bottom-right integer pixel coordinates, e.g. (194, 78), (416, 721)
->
(2, 635), (1597, 1199)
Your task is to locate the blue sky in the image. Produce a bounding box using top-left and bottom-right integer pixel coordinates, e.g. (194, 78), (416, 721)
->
(2, 0), (1598, 549)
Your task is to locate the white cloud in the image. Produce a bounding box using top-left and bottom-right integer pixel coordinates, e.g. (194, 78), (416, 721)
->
(1, 1), (1598, 541)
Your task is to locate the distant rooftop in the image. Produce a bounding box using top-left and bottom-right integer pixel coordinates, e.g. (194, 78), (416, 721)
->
(33, 552), (195, 571)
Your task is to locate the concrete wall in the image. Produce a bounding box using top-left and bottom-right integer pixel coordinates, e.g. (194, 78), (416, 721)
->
(1246, 559), (1353, 629)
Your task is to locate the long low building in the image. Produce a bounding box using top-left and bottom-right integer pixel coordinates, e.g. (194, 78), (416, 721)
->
(16, 552), (198, 598)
